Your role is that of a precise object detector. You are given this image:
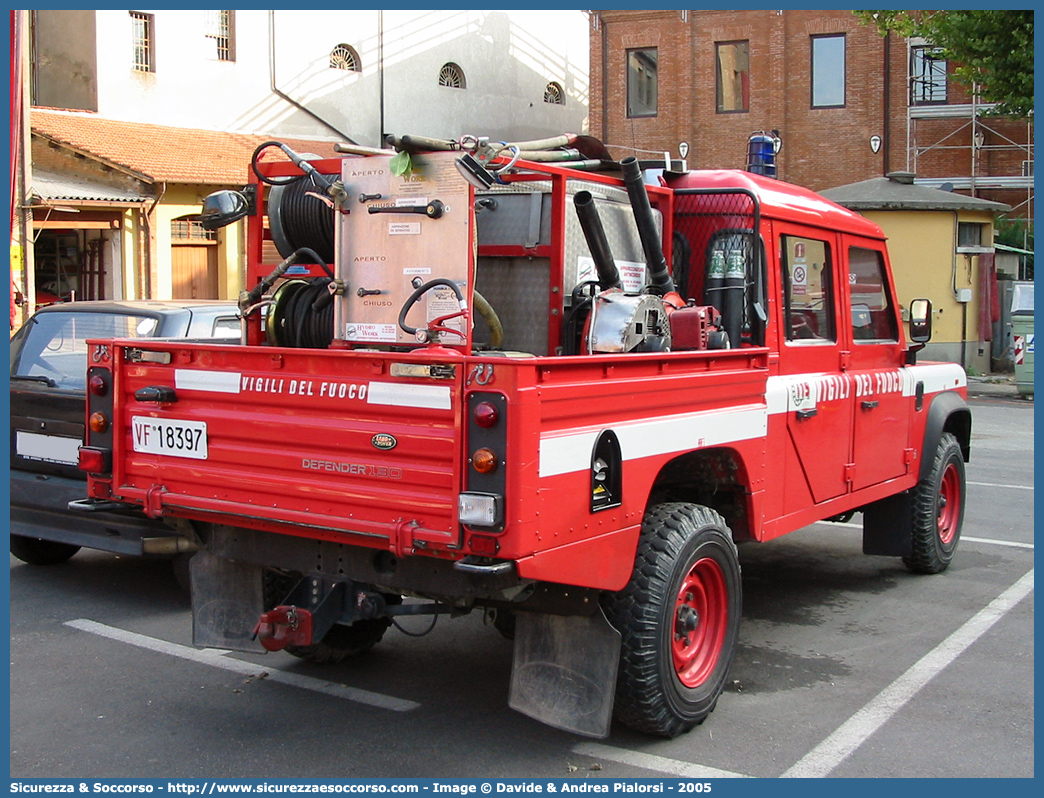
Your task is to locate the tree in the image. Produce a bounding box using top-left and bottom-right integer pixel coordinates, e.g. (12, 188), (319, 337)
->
(857, 10), (1034, 117)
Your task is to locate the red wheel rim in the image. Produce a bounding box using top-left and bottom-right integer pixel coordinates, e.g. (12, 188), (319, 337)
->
(671, 556), (728, 688)
(937, 462), (961, 545)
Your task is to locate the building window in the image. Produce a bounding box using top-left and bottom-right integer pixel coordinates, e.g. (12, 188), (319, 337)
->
(716, 41), (750, 113)
(626, 48), (658, 117)
(911, 46), (947, 104)
(438, 62), (466, 89)
(544, 81), (565, 105)
(957, 222), (985, 249)
(171, 218), (216, 242)
(205, 10), (234, 62)
(330, 44), (360, 72)
(130, 11), (155, 73)
(811, 34), (845, 108)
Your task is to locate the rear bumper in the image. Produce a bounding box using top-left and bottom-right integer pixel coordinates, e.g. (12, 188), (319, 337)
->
(10, 469), (184, 556)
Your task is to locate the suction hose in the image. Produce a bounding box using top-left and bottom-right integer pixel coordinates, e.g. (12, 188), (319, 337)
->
(620, 157), (676, 296)
(573, 191), (622, 291)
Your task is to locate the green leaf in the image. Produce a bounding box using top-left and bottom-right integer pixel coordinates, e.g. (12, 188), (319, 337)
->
(389, 150), (412, 178)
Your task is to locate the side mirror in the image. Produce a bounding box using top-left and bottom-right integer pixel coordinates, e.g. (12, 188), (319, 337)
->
(909, 298), (932, 344)
(199, 190), (250, 230)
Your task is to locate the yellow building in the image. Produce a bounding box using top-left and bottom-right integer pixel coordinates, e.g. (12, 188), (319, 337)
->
(822, 172), (1010, 375)
(24, 108), (338, 313)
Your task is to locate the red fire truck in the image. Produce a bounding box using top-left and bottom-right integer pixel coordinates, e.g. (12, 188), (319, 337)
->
(77, 139), (969, 738)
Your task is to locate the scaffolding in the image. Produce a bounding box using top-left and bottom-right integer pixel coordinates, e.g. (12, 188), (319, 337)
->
(907, 43), (1034, 240)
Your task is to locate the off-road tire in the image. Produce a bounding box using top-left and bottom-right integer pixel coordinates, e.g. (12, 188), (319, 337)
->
(604, 502), (742, 738)
(10, 535), (80, 566)
(903, 432), (965, 574)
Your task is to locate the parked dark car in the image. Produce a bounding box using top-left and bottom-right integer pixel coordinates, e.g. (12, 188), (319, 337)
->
(10, 300), (240, 572)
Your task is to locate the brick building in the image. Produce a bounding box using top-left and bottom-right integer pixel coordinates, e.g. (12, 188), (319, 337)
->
(588, 9), (1032, 227)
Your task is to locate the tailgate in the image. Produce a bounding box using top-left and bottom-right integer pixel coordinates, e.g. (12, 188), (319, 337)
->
(10, 384), (85, 479)
(105, 342), (465, 550)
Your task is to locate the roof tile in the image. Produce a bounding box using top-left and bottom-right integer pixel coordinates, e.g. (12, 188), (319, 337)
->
(31, 108), (343, 185)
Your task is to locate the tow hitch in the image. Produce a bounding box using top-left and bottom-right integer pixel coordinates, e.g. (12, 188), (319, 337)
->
(252, 578), (350, 652)
(253, 605), (314, 652)
(251, 576), (458, 651)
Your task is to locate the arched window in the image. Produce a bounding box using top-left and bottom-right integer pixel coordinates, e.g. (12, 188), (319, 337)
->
(438, 62), (466, 89)
(544, 81), (565, 105)
(329, 44), (360, 72)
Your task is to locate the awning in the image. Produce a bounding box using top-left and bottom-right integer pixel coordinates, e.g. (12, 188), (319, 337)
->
(31, 170), (150, 205)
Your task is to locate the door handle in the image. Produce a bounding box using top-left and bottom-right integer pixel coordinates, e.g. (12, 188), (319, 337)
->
(796, 408), (817, 420)
(861, 400), (879, 410)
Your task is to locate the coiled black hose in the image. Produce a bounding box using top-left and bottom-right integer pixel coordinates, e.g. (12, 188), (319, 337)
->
(252, 141), (336, 264)
(270, 279), (335, 349)
(272, 179), (336, 264)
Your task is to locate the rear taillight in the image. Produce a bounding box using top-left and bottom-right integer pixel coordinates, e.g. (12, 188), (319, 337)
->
(88, 374), (108, 396)
(459, 493), (503, 528)
(473, 400), (499, 428)
(85, 366), (114, 474)
(462, 392), (507, 532)
(468, 534), (500, 556)
(471, 447), (498, 475)
(78, 446), (110, 474)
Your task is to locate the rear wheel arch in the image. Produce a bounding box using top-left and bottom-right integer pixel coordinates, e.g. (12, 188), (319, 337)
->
(645, 447), (754, 541)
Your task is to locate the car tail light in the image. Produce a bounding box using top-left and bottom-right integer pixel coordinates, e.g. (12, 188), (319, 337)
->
(78, 446), (111, 474)
(468, 534), (500, 555)
(84, 366), (114, 474)
(473, 400), (499, 428)
(88, 374), (108, 396)
(471, 447), (498, 474)
(458, 493), (503, 528)
(464, 392), (507, 532)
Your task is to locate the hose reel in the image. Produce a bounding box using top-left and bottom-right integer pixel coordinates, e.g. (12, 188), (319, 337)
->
(252, 141), (338, 264)
(269, 178), (336, 265)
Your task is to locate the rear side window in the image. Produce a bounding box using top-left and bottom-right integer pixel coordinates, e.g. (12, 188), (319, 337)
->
(212, 316), (241, 338)
(848, 247), (898, 342)
(10, 312), (157, 390)
(781, 235), (835, 342)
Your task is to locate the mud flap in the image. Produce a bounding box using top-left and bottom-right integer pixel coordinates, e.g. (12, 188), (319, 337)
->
(190, 551), (266, 653)
(508, 609), (621, 738)
(862, 491), (914, 557)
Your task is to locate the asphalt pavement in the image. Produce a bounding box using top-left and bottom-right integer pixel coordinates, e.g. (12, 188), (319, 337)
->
(9, 387), (1034, 779)
(965, 372), (1027, 400)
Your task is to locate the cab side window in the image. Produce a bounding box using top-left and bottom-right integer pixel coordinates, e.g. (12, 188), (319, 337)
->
(848, 247), (898, 342)
(781, 235), (834, 342)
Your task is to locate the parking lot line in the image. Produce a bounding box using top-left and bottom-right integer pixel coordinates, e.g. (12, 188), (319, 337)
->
(574, 570), (1033, 780)
(572, 742), (751, 779)
(967, 480), (1033, 491)
(963, 536), (1034, 549)
(64, 618), (421, 712)
(781, 569), (1034, 777)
